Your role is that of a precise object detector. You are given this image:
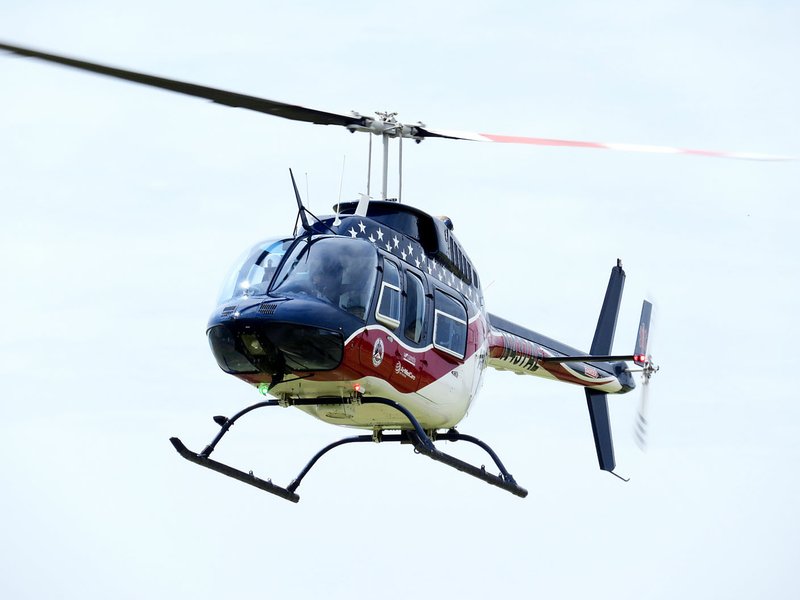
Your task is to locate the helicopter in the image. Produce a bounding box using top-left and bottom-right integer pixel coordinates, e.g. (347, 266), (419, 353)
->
(4, 41), (788, 504)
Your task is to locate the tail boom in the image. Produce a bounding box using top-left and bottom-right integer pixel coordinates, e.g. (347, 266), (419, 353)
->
(486, 317), (628, 394)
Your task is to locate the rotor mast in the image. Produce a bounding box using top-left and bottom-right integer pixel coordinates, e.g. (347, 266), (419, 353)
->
(347, 111), (425, 204)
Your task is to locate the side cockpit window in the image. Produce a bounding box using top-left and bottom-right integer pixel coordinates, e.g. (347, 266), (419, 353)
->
(376, 259), (401, 329)
(404, 272), (425, 343)
(433, 289), (467, 358)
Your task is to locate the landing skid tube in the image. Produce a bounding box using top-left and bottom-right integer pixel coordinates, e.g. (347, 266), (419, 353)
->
(170, 397), (528, 502)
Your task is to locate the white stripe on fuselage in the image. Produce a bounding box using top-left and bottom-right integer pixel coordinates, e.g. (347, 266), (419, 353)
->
(273, 349), (485, 430)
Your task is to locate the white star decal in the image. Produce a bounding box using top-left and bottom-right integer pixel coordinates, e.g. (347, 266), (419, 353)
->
(376, 228), (384, 241)
(358, 221), (367, 233)
(348, 227), (358, 238)
(438, 272), (444, 281)
(368, 234), (376, 243)
(406, 244), (413, 256)
(393, 236), (400, 248)
(420, 255), (426, 265)
(385, 242), (393, 252)
(427, 266), (432, 275)
(415, 258), (421, 268)
(401, 250), (407, 260)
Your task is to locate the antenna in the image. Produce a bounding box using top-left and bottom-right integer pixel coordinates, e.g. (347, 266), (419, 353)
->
(305, 172), (310, 210)
(334, 155), (345, 226)
(289, 168), (311, 232)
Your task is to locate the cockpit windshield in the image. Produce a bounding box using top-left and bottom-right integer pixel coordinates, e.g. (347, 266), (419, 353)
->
(217, 237), (293, 304)
(271, 237), (378, 320)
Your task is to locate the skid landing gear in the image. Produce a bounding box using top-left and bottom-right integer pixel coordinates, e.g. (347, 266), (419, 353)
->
(170, 397), (528, 502)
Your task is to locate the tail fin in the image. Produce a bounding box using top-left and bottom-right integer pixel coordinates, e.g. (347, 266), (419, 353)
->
(634, 300), (653, 366)
(585, 261), (625, 474)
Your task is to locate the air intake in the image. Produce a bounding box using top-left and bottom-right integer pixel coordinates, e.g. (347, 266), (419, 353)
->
(258, 302), (278, 315)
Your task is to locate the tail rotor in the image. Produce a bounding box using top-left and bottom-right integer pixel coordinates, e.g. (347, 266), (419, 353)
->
(631, 301), (659, 450)
(634, 353), (659, 450)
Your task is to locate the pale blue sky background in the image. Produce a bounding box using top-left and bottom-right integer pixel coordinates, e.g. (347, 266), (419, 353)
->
(1, 2), (799, 598)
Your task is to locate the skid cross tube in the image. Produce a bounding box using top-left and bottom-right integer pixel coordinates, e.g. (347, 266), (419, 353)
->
(170, 396), (528, 502)
(286, 435), (373, 493)
(200, 399), (280, 457)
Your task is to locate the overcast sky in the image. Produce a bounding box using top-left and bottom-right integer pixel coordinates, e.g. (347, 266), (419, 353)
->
(1, 2), (799, 599)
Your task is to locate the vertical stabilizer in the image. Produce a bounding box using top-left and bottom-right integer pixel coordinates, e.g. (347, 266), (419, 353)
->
(585, 261), (626, 473)
(590, 259), (626, 355)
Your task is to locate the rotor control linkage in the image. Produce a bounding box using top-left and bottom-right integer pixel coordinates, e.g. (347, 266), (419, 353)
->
(170, 396), (528, 502)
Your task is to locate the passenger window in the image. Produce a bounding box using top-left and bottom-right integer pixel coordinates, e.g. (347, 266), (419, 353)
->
(433, 290), (467, 358)
(376, 260), (401, 329)
(404, 272), (426, 343)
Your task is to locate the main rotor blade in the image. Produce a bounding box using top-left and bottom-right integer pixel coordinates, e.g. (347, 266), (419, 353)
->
(0, 41), (366, 128)
(3, 41), (794, 161)
(417, 127), (797, 162)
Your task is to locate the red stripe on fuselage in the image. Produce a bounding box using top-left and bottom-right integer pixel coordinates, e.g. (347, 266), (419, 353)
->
(236, 315), (488, 395)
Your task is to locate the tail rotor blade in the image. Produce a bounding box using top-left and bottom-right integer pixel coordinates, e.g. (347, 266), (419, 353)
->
(633, 300), (658, 452)
(634, 374), (651, 451)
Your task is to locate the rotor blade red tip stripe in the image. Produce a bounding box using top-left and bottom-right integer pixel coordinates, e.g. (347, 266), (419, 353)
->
(683, 149), (726, 158)
(422, 127), (796, 161)
(482, 135), (796, 161)
(479, 133), (606, 149)
(680, 148), (796, 161)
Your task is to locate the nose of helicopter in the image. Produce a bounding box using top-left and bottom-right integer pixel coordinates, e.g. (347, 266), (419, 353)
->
(206, 296), (355, 380)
